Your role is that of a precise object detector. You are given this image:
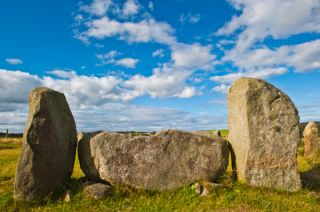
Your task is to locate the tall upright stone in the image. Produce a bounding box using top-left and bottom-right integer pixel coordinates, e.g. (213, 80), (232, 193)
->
(14, 87), (77, 200)
(303, 122), (319, 157)
(228, 77), (301, 191)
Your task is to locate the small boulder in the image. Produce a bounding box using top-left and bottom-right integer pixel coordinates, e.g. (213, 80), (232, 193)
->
(193, 183), (205, 195)
(228, 78), (301, 191)
(78, 130), (229, 191)
(63, 190), (72, 203)
(14, 87), (77, 200)
(84, 182), (112, 199)
(303, 122), (319, 157)
(193, 182), (223, 196)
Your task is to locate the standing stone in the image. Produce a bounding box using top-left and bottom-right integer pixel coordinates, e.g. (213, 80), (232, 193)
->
(77, 131), (104, 181)
(78, 130), (228, 191)
(228, 77), (301, 191)
(14, 87), (77, 200)
(303, 122), (319, 157)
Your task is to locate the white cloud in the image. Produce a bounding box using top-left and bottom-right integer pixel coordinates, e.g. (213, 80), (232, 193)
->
(82, 17), (176, 45)
(216, 39), (235, 50)
(216, 1), (320, 71)
(0, 69), (214, 133)
(0, 69), (123, 107)
(43, 74), (123, 106)
(126, 72), (189, 98)
(212, 84), (230, 93)
(5, 58), (23, 65)
(0, 103), (25, 112)
(0, 101), (228, 133)
(122, 0), (139, 17)
(115, 58), (139, 68)
(125, 69), (192, 98)
(282, 39), (320, 72)
(179, 13), (201, 24)
(0, 108), (28, 133)
(225, 39), (320, 73)
(96, 50), (138, 68)
(96, 50), (120, 64)
(212, 0), (320, 93)
(211, 67), (287, 84)
(81, 0), (112, 16)
(217, 0), (320, 44)
(174, 86), (198, 98)
(48, 70), (77, 79)
(152, 49), (165, 58)
(0, 69), (41, 103)
(75, 1), (177, 45)
(298, 100), (320, 123)
(103, 50), (119, 58)
(171, 43), (215, 69)
(73, 0), (216, 100)
(71, 103), (227, 132)
(75, 0), (216, 76)
(148, 2), (154, 11)
(210, 67), (287, 94)
(0, 68), (195, 108)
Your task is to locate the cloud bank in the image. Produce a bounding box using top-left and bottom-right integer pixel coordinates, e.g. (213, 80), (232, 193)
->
(212, 0), (320, 90)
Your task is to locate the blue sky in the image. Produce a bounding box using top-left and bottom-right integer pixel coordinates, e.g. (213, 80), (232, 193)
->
(0, 0), (320, 132)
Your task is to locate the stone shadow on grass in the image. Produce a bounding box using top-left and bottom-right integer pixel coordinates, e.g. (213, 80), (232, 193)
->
(227, 141), (238, 182)
(300, 165), (320, 191)
(300, 149), (320, 191)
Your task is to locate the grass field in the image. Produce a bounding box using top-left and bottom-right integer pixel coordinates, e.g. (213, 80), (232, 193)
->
(1, 134), (320, 211)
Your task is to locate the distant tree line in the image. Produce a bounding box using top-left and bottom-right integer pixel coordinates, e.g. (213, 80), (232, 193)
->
(0, 132), (23, 138)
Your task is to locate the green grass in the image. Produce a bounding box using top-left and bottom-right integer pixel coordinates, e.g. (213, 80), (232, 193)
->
(0, 138), (22, 150)
(0, 139), (20, 210)
(1, 135), (320, 211)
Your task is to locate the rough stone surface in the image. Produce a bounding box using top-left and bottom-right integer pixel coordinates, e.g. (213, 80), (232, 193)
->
(193, 130), (221, 138)
(78, 130), (228, 191)
(303, 122), (319, 157)
(84, 182), (112, 199)
(14, 87), (77, 200)
(228, 77), (301, 191)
